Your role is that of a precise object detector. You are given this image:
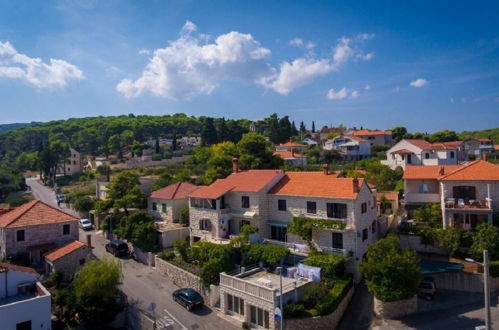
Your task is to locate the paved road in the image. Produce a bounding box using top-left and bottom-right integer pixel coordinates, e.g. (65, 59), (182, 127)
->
(26, 177), (237, 330)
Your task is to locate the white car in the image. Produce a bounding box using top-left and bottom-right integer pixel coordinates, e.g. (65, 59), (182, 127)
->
(79, 218), (93, 231)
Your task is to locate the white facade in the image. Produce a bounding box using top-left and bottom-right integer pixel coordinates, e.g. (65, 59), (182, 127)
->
(0, 266), (51, 330)
(324, 136), (371, 160)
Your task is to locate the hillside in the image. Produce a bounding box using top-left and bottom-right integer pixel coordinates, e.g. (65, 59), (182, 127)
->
(0, 122), (34, 134)
(459, 127), (499, 143)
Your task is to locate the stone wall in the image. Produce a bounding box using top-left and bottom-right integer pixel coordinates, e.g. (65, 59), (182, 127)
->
(374, 295), (417, 319)
(432, 271), (499, 293)
(286, 285), (354, 330)
(398, 234), (448, 255)
(51, 244), (91, 280)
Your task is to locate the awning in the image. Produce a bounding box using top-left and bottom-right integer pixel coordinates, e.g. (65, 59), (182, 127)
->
(420, 259), (463, 275)
(230, 210), (256, 219)
(267, 220), (288, 228)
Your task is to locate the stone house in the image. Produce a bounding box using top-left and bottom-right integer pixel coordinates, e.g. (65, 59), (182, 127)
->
(0, 200), (79, 266)
(0, 263), (51, 330)
(57, 147), (83, 175)
(188, 159), (379, 279)
(44, 239), (91, 280)
(382, 139), (459, 170)
(148, 182), (199, 223)
(351, 129), (393, 146)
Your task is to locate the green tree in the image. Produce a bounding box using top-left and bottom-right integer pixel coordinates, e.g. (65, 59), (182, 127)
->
(470, 223), (499, 261)
(115, 212), (157, 251)
(359, 235), (421, 302)
(391, 126), (407, 143)
(237, 133), (283, 170)
(201, 117), (218, 146)
(179, 206), (189, 226)
(72, 195), (95, 213)
(107, 171), (145, 215)
(412, 204), (442, 226)
(312, 121), (316, 133)
(245, 244), (289, 265)
(428, 130), (459, 143)
(304, 253), (345, 280)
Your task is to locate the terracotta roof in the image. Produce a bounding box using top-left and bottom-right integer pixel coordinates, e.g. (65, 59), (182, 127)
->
(320, 127), (344, 134)
(189, 170), (284, 199)
(403, 165), (463, 180)
(269, 172), (365, 199)
(0, 262), (39, 275)
(378, 191), (399, 201)
(352, 129), (392, 136)
(44, 240), (87, 262)
(440, 160), (499, 181)
(0, 200), (78, 228)
(391, 149), (414, 155)
(404, 139), (459, 151)
(345, 135), (368, 142)
(150, 182), (199, 200)
(276, 141), (306, 148)
(477, 138), (492, 143)
(273, 151), (306, 159)
(495, 145), (499, 151)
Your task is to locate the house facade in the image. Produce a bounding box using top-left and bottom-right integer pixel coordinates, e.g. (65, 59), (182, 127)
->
(351, 129), (393, 146)
(44, 240), (91, 280)
(273, 150), (307, 166)
(462, 138), (495, 160)
(0, 200), (79, 266)
(0, 263), (51, 330)
(148, 182), (199, 223)
(57, 147), (83, 175)
(188, 159), (379, 278)
(324, 135), (371, 160)
(382, 139), (459, 170)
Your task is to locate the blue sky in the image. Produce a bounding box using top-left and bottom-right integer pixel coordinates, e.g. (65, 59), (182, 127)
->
(0, 0), (498, 132)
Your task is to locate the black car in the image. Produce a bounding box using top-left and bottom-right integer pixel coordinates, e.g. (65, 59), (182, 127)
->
(105, 240), (129, 257)
(172, 288), (204, 311)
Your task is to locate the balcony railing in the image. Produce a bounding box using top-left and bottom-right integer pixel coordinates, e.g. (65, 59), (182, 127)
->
(263, 239), (310, 254)
(320, 246), (349, 257)
(220, 273), (276, 303)
(444, 198), (492, 210)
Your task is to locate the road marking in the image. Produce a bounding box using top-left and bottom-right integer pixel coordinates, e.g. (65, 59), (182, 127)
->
(164, 309), (189, 330)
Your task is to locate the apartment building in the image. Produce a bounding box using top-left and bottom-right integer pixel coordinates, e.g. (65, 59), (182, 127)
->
(324, 135), (371, 160)
(0, 263), (51, 330)
(188, 159), (379, 277)
(351, 129), (393, 146)
(382, 139), (459, 170)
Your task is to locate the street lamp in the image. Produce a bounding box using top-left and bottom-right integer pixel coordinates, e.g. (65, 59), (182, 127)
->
(276, 266), (284, 330)
(466, 250), (491, 330)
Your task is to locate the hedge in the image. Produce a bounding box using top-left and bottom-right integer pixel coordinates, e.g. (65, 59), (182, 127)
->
(490, 261), (499, 278)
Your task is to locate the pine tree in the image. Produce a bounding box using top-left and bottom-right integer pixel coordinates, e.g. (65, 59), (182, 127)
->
(312, 121), (316, 133)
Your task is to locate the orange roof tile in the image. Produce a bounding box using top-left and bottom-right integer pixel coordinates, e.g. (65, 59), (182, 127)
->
(150, 182), (199, 200)
(269, 172), (365, 199)
(495, 145), (499, 151)
(352, 129), (392, 136)
(403, 165), (463, 180)
(440, 160), (499, 181)
(277, 141), (306, 148)
(345, 135), (368, 142)
(273, 151), (306, 159)
(442, 141), (463, 147)
(189, 170), (284, 199)
(477, 138), (492, 143)
(0, 200), (78, 228)
(378, 191), (399, 201)
(392, 149), (414, 155)
(0, 262), (39, 275)
(44, 240), (87, 262)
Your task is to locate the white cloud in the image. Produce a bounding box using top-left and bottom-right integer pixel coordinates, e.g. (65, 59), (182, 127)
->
(357, 33), (376, 41)
(138, 49), (150, 55)
(409, 78), (428, 88)
(118, 22), (374, 99)
(326, 87), (359, 100)
(364, 84), (371, 90)
(450, 97), (455, 104)
(461, 97), (467, 103)
(0, 41), (83, 89)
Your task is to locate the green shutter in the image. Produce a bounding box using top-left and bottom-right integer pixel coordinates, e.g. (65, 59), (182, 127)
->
(162, 203), (167, 213)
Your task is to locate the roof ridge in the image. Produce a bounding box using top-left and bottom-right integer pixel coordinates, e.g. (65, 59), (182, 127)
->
(439, 160), (483, 180)
(34, 200), (80, 221)
(171, 181), (182, 199)
(0, 200), (39, 227)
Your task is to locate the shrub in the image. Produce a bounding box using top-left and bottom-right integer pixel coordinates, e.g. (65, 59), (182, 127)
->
(152, 154), (162, 161)
(315, 277), (352, 315)
(245, 244), (289, 265)
(471, 223), (499, 261)
(173, 239), (188, 261)
(304, 253), (345, 280)
(302, 282), (329, 307)
(200, 258), (223, 285)
(490, 261), (499, 278)
(6, 193), (31, 207)
(179, 206), (189, 226)
(283, 304), (306, 318)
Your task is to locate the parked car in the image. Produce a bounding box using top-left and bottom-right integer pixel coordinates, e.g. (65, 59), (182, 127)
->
(418, 277), (436, 300)
(79, 218), (93, 231)
(105, 240), (129, 257)
(172, 288), (204, 311)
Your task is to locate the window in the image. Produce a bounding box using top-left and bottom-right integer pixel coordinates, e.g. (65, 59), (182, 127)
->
(241, 196), (250, 209)
(453, 186), (476, 199)
(250, 306), (270, 329)
(407, 154), (412, 164)
(162, 203), (167, 213)
(16, 230), (25, 242)
(425, 153), (430, 159)
(419, 184), (429, 194)
(332, 232), (343, 249)
(327, 203), (347, 219)
(152, 202), (157, 211)
(450, 151), (455, 159)
(362, 228), (368, 241)
(16, 321), (32, 330)
(278, 199), (287, 211)
(306, 201), (316, 214)
(372, 220), (377, 233)
(73, 160), (77, 165)
(227, 294), (245, 316)
(79, 258), (86, 265)
(63, 224), (70, 235)
(361, 203), (367, 214)
(271, 226), (287, 242)
(199, 219), (211, 231)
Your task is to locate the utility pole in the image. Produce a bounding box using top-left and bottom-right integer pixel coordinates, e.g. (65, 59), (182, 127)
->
(484, 250), (491, 330)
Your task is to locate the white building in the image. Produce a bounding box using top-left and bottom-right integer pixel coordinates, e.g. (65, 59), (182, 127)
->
(0, 263), (51, 330)
(382, 139), (458, 170)
(57, 147), (83, 175)
(324, 135), (371, 160)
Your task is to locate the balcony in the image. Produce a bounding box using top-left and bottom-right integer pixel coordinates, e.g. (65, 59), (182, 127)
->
(404, 192), (440, 204)
(444, 198), (492, 212)
(320, 246), (349, 257)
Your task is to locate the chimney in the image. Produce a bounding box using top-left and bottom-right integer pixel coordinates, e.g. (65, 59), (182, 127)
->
(86, 234), (92, 248)
(323, 164), (329, 175)
(353, 177), (360, 193)
(439, 166), (445, 176)
(232, 157), (239, 173)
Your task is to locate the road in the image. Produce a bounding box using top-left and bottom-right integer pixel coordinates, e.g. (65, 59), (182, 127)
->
(26, 177), (238, 330)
